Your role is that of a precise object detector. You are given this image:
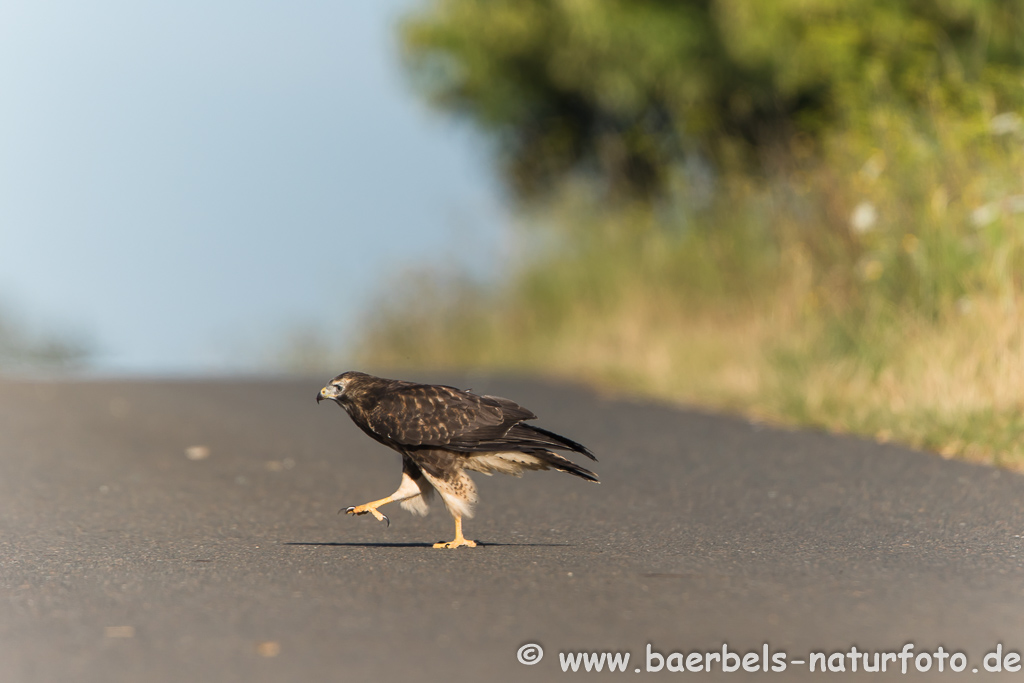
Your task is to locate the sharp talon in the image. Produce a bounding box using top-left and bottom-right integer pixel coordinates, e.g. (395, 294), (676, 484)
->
(339, 506), (356, 515)
(381, 514), (390, 528)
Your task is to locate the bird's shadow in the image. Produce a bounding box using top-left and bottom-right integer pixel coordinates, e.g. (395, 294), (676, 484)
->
(283, 541), (569, 548)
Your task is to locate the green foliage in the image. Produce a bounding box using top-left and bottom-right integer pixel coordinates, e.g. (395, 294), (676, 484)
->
(402, 0), (1024, 201)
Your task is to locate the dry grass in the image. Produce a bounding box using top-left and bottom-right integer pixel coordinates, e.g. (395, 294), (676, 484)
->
(770, 297), (1024, 468)
(358, 268), (1024, 471)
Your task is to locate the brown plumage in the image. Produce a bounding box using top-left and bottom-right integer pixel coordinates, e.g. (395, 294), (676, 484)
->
(317, 371), (598, 548)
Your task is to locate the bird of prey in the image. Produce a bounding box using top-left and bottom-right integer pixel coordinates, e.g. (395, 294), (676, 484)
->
(317, 371), (598, 548)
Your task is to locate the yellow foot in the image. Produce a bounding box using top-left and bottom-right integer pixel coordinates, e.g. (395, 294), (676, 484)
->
(343, 503), (390, 527)
(433, 538), (477, 549)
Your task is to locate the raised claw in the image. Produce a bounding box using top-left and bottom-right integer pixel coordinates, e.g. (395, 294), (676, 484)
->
(339, 506), (389, 527)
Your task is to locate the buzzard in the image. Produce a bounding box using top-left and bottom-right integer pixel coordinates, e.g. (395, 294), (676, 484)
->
(317, 371), (598, 548)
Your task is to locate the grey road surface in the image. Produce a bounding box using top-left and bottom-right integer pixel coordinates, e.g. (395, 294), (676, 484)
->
(2, 375), (1024, 682)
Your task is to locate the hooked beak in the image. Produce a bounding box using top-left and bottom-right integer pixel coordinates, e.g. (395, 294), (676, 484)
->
(317, 385), (339, 404)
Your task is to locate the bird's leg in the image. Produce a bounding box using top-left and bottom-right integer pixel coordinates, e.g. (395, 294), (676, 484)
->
(433, 516), (477, 549)
(342, 472), (426, 528)
(342, 496), (393, 526)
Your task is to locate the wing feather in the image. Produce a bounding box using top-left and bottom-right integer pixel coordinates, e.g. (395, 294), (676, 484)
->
(353, 380), (595, 468)
(363, 384), (533, 448)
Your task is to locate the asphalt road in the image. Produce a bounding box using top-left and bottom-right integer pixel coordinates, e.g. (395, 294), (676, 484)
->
(2, 374), (1024, 681)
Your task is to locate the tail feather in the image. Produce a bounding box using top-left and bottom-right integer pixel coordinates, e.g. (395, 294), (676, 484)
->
(464, 448), (599, 483)
(461, 423), (597, 461)
(515, 424), (597, 460)
(530, 448), (599, 482)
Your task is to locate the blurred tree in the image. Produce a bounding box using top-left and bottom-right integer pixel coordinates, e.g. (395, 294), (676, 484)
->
(401, 0), (1024, 203)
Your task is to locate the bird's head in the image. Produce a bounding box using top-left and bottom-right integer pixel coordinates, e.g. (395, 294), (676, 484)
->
(316, 371), (366, 404)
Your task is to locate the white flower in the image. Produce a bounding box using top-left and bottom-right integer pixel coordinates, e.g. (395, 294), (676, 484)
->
(850, 201), (878, 234)
(971, 203), (999, 227)
(990, 112), (1023, 136)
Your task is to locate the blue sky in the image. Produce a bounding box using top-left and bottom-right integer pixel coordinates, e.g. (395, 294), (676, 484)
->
(0, 0), (509, 373)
